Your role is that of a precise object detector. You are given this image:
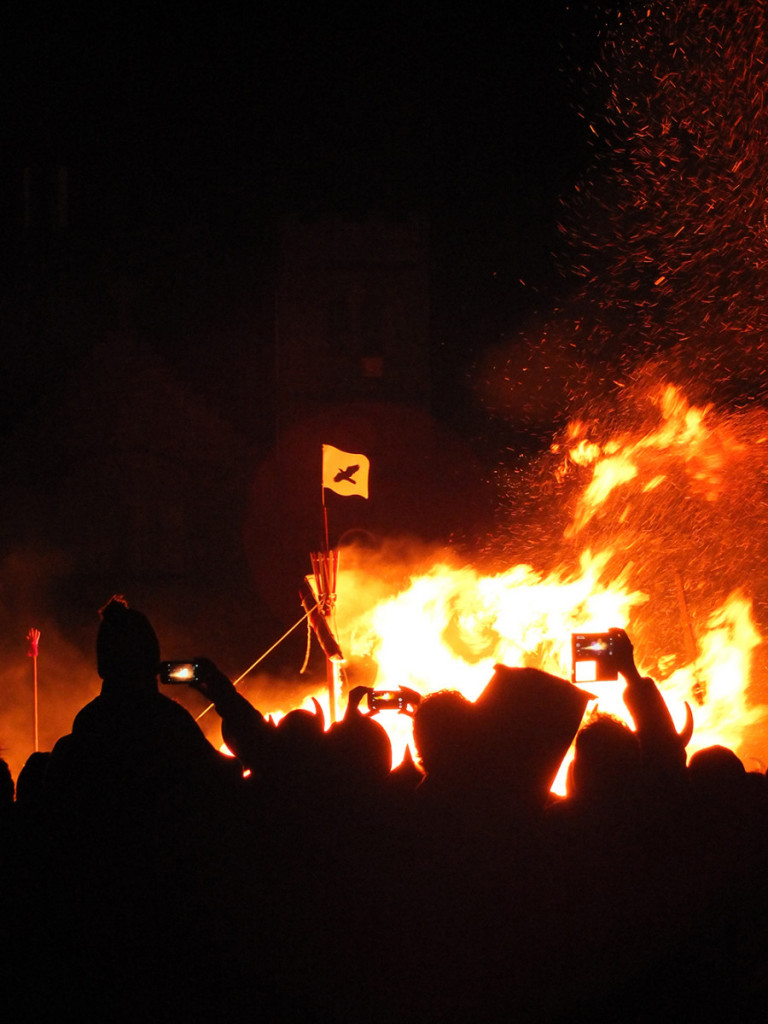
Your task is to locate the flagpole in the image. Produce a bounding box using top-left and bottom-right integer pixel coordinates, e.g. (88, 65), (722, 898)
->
(27, 629), (41, 753)
(33, 654), (38, 752)
(322, 484), (335, 722)
(320, 446), (338, 721)
(322, 488), (331, 557)
(317, 444), (369, 723)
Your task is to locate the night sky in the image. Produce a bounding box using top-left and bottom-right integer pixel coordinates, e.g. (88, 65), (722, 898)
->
(2, 3), (592, 212)
(0, 1), (611, 437)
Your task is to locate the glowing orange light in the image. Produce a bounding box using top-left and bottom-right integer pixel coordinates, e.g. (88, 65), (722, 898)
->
(249, 384), (768, 794)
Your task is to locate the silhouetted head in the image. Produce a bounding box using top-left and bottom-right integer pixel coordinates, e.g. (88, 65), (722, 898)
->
(412, 689), (474, 780)
(271, 704), (329, 782)
(570, 713), (642, 802)
(16, 750), (50, 807)
(688, 744), (746, 795)
(0, 757), (14, 808)
(96, 595), (160, 686)
(276, 705), (325, 744)
(328, 712), (392, 789)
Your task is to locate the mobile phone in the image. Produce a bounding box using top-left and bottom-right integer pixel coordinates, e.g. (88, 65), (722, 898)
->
(571, 632), (619, 683)
(159, 660), (199, 685)
(368, 689), (407, 712)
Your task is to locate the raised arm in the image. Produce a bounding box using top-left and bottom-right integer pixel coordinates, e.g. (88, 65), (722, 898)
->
(190, 659), (273, 775)
(610, 628), (693, 778)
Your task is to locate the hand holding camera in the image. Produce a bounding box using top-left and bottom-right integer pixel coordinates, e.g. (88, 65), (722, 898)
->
(160, 658), (237, 707)
(571, 627), (640, 684)
(605, 628), (642, 683)
(366, 686), (422, 716)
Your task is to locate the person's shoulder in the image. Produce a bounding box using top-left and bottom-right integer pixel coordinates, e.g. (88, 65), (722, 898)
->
(155, 691), (195, 714)
(71, 694), (106, 733)
(152, 692), (205, 730)
(154, 692), (199, 716)
(152, 692), (225, 752)
(154, 693), (244, 779)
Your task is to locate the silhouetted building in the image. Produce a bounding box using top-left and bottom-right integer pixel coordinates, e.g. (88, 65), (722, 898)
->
(275, 215), (430, 432)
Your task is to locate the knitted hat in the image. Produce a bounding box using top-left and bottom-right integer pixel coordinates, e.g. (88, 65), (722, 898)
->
(96, 595), (160, 681)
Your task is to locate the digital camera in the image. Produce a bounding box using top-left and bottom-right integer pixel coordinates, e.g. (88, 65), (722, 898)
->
(367, 689), (408, 712)
(571, 632), (619, 683)
(159, 660), (199, 685)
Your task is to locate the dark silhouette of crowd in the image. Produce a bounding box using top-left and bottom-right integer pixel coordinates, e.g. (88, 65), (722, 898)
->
(3, 597), (768, 1022)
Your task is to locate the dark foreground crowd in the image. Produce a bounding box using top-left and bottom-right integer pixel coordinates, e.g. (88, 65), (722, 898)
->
(2, 596), (768, 1023)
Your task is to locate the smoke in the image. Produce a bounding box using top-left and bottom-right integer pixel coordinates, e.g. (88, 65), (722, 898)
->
(0, 545), (100, 780)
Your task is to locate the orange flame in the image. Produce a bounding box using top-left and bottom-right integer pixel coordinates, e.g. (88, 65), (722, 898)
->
(332, 554), (765, 782)
(557, 384), (748, 534)
(318, 383), (768, 783)
(245, 384), (768, 791)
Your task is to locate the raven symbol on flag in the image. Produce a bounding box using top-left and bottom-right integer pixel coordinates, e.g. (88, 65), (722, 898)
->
(322, 445), (370, 498)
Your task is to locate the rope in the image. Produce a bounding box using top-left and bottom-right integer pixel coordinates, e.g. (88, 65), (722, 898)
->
(299, 613), (313, 675)
(195, 607), (313, 722)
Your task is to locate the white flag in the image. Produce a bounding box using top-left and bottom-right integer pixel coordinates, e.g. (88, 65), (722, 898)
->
(322, 444), (370, 498)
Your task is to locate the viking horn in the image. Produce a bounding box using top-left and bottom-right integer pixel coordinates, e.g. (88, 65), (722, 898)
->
(311, 696), (326, 731)
(678, 701), (694, 747)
